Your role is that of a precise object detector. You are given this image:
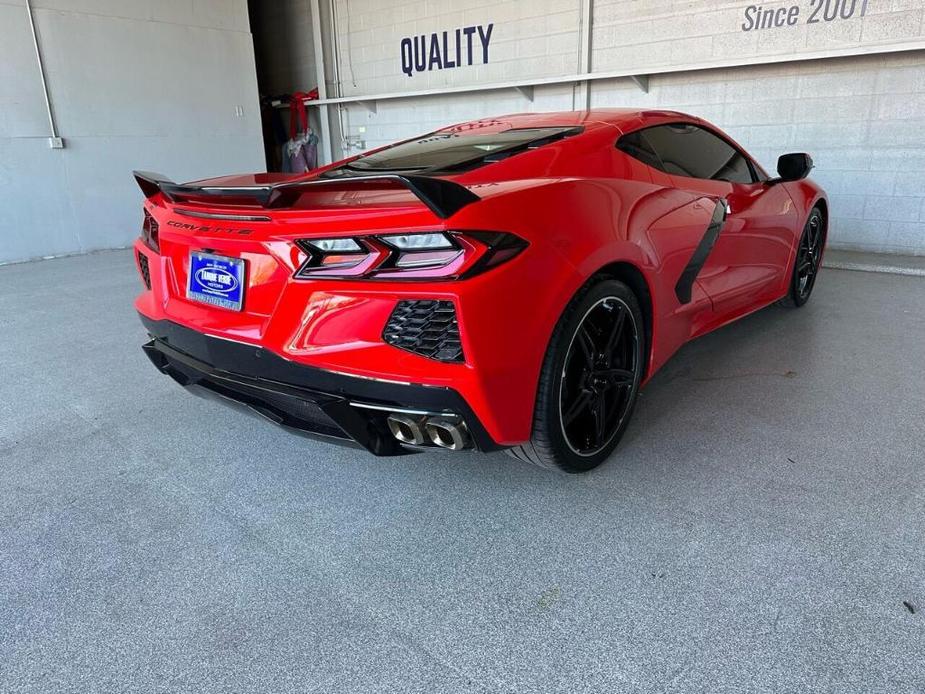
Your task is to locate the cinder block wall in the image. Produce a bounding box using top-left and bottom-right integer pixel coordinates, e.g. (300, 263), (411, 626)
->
(325, 0), (925, 256)
(589, 53), (925, 255)
(0, 0), (265, 265)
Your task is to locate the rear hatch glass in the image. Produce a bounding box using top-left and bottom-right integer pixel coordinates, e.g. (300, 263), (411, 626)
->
(323, 126), (582, 176)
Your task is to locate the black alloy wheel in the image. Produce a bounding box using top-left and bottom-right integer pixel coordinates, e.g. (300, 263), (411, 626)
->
(786, 207), (826, 307)
(509, 279), (644, 472)
(559, 296), (639, 457)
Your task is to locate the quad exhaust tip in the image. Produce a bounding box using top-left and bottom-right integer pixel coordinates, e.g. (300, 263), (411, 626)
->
(386, 414), (427, 446)
(424, 418), (470, 451)
(386, 413), (471, 450)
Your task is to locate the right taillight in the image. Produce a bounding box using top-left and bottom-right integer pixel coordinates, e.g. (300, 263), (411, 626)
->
(293, 231), (527, 281)
(141, 209), (160, 253)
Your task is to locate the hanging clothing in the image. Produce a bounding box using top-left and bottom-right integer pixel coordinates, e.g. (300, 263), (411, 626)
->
(282, 91), (319, 173)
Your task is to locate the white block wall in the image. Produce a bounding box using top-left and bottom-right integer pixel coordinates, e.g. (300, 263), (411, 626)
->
(0, 0), (265, 264)
(326, 0), (925, 256)
(5, 0), (923, 260)
(589, 52), (925, 255)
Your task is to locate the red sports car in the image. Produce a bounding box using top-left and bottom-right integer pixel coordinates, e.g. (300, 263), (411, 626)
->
(133, 109), (827, 471)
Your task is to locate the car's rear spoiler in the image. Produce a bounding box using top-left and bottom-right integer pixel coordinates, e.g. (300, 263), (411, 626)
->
(132, 170), (480, 219)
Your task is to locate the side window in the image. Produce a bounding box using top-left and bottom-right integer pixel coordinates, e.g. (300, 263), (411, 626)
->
(618, 124), (756, 184)
(616, 130), (661, 171)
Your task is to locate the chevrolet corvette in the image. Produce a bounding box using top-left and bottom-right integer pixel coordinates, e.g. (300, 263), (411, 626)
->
(133, 109), (827, 471)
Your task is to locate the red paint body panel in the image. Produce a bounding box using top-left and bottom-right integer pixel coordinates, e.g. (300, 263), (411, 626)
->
(133, 109), (827, 447)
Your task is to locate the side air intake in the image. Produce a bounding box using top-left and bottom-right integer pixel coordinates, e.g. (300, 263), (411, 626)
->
(136, 250), (151, 289)
(383, 300), (464, 363)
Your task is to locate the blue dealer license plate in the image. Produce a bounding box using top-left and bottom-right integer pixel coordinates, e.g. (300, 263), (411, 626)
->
(187, 252), (245, 311)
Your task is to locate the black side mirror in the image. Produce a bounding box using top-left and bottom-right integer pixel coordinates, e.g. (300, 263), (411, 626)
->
(775, 153), (813, 182)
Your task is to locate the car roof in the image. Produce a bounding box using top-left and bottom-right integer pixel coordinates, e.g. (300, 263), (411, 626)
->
(436, 109), (696, 135)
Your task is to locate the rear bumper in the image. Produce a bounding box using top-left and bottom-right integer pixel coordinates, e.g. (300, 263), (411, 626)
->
(140, 316), (503, 456)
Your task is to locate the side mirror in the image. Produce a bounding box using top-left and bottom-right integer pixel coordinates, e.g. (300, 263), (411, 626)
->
(775, 153), (813, 182)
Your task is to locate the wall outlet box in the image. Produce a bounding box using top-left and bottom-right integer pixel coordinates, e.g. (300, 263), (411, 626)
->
(48, 137), (65, 149)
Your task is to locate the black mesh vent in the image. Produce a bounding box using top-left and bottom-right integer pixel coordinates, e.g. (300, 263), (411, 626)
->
(137, 250), (151, 289)
(383, 300), (464, 363)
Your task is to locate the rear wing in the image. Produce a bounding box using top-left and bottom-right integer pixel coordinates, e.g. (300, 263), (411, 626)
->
(132, 170), (480, 219)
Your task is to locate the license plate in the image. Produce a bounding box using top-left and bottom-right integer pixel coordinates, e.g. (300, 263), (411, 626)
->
(187, 252), (245, 311)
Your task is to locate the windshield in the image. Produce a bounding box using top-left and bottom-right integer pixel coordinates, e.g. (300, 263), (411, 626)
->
(333, 127), (580, 174)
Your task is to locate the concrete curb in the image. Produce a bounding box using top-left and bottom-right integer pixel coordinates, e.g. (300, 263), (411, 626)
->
(823, 260), (925, 277)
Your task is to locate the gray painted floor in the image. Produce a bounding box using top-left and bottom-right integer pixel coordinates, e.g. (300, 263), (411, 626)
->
(1, 250), (923, 693)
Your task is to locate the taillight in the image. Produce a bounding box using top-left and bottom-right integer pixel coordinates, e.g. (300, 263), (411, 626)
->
(380, 233), (462, 272)
(141, 209), (160, 253)
(293, 231), (526, 280)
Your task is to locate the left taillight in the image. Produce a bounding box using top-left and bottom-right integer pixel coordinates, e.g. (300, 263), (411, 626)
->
(141, 209), (160, 253)
(293, 231), (526, 281)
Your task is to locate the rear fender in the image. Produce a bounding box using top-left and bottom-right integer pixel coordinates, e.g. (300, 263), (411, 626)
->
(780, 178), (829, 277)
(463, 179), (721, 381)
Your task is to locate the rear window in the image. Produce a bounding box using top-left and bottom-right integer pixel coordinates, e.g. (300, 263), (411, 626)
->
(328, 127), (581, 175)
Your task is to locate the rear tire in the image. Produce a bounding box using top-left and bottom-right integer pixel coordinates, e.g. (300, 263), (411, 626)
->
(507, 279), (645, 472)
(780, 207), (825, 308)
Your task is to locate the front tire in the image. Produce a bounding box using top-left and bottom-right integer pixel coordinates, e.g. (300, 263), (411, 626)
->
(508, 279), (645, 472)
(781, 206), (826, 307)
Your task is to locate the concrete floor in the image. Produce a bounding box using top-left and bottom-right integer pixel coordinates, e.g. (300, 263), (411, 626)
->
(1, 249), (923, 693)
